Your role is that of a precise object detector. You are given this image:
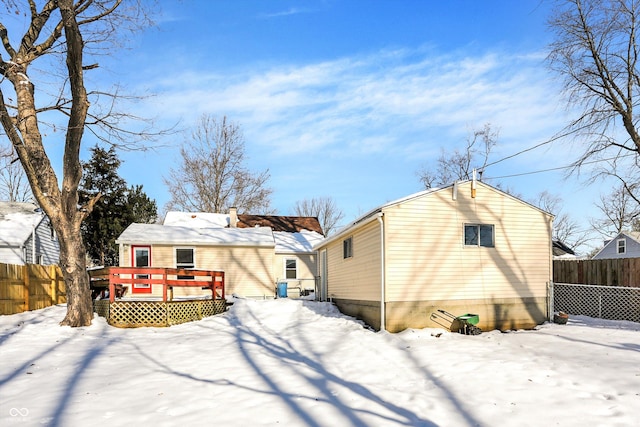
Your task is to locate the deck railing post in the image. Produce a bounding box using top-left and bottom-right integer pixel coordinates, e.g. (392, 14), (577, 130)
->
(162, 269), (168, 302)
(109, 268), (115, 303)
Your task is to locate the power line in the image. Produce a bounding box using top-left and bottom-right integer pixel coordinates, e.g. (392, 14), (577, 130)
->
(482, 153), (637, 181)
(482, 130), (575, 170)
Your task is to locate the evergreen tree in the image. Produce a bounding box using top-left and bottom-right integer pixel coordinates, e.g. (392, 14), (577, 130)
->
(80, 145), (157, 266)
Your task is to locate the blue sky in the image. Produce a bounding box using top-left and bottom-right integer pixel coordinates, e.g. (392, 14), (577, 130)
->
(7, 1), (616, 252)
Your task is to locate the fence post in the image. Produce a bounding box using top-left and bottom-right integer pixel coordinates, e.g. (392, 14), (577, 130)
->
(548, 281), (554, 321)
(22, 264), (30, 311)
(598, 292), (602, 318)
(50, 265), (57, 305)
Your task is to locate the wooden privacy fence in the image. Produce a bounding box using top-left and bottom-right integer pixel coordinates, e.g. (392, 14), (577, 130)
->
(0, 263), (66, 315)
(554, 258), (640, 287)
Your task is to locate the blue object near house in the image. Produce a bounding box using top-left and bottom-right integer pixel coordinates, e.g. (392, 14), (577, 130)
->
(277, 282), (288, 298)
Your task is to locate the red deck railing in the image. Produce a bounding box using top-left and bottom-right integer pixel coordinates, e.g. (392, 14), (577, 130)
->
(101, 267), (225, 303)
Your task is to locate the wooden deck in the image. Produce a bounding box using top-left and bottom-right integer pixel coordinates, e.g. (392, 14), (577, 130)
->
(89, 267), (226, 327)
(89, 267), (225, 302)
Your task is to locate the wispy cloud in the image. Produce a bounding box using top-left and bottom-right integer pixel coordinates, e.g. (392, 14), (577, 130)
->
(140, 46), (566, 167)
(259, 8), (316, 19)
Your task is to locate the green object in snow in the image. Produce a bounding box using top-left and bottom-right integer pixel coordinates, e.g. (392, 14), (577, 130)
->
(456, 313), (479, 325)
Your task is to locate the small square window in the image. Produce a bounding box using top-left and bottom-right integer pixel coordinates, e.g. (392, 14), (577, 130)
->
(464, 224), (494, 247)
(285, 259), (297, 279)
(343, 237), (353, 259)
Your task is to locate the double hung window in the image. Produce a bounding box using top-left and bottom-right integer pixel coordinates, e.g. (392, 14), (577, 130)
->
(285, 259), (297, 279)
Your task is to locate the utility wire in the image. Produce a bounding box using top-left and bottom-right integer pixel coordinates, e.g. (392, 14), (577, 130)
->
(482, 153), (637, 181)
(482, 129), (576, 170)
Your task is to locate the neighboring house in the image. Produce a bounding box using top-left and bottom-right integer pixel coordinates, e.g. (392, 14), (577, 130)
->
(0, 201), (60, 265)
(313, 180), (554, 333)
(553, 240), (578, 260)
(591, 231), (640, 260)
(115, 209), (323, 299)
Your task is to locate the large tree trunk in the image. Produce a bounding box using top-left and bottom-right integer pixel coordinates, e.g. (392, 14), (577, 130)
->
(0, 0), (96, 327)
(58, 229), (93, 327)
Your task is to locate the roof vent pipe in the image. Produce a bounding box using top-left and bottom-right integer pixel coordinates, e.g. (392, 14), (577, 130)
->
(229, 207), (238, 228)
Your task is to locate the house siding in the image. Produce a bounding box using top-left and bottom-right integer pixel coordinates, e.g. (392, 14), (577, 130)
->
(7, 217), (59, 265)
(592, 233), (640, 259)
(273, 253), (317, 294)
(35, 218), (59, 265)
(383, 183), (551, 302)
(120, 244), (275, 298)
(317, 181), (552, 332)
(325, 219), (382, 301)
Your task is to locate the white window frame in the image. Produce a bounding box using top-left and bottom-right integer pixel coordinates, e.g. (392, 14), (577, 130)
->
(617, 238), (626, 254)
(464, 224), (495, 248)
(132, 246), (151, 291)
(284, 258), (297, 279)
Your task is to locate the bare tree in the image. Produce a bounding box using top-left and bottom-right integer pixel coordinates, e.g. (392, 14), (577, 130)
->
(293, 197), (344, 236)
(590, 182), (640, 236)
(0, 144), (32, 201)
(417, 124), (498, 189)
(0, 1), (155, 326)
(164, 115), (273, 214)
(535, 191), (590, 251)
(547, 0), (640, 202)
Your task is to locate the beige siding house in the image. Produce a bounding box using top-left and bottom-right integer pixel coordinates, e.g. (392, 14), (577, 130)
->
(314, 180), (553, 333)
(115, 211), (323, 299)
(116, 225), (276, 298)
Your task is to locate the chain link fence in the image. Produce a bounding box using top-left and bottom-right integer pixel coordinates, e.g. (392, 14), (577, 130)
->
(551, 282), (640, 323)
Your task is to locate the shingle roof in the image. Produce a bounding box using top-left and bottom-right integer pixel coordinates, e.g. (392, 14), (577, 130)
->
(237, 215), (324, 235)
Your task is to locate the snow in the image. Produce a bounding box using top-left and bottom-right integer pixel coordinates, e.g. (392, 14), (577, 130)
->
(274, 230), (324, 253)
(1, 300), (639, 426)
(162, 211), (230, 228)
(115, 223), (275, 246)
(0, 202), (43, 246)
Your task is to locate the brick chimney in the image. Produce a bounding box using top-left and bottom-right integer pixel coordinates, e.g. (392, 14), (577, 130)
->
(229, 207), (238, 228)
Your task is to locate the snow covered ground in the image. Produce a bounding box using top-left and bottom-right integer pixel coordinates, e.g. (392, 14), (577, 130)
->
(1, 298), (639, 427)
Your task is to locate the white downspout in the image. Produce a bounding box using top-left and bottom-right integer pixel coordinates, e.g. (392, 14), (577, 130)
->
(32, 223), (36, 264)
(377, 213), (385, 332)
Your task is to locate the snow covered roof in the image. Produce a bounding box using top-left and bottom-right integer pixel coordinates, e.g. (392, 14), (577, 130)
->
(274, 230), (324, 253)
(116, 223), (275, 247)
(158, 211), (325, 252)
(0, 202), (45, 247)
(163, 211), (230, 228)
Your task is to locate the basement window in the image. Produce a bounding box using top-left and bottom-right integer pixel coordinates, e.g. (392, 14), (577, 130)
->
(464, 224), (494, 247)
